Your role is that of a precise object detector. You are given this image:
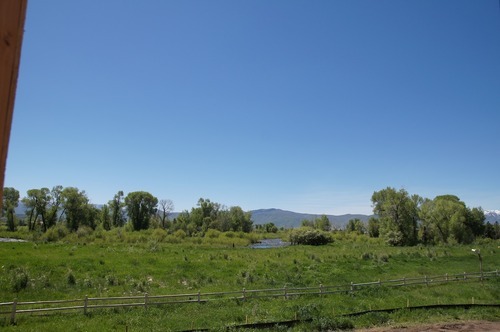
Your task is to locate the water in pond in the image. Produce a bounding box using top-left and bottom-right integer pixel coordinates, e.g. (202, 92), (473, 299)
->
(250, 238), (290, 249)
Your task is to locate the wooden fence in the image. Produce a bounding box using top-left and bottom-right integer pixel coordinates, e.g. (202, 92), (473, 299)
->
(1, 270), (498, 324)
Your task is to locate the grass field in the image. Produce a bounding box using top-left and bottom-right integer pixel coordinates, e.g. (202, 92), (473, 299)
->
(0, 229), (499, 331)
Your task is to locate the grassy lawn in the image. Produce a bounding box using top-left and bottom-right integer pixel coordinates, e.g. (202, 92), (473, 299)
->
(0, 230), (498, 330)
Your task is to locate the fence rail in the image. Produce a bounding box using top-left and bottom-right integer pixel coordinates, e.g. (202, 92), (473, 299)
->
(1, 270), (498, 324)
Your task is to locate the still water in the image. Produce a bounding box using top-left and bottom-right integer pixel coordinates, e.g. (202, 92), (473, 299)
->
(250, 238), (290, 249)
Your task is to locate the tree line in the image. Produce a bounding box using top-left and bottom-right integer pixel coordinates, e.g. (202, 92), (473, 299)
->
(353, 187), (498, 246)
(2, 185), (498, 245)
(1, 186), (253, 236)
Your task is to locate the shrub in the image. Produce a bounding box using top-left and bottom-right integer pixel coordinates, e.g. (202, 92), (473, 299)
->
(289, 228), (332, 246)
(174, 229), (187, 239)
(67, 270), (76, 285)
(76, 226), (93, 238)
(41, 224), (69, 242)
(11, 267), (29, 292)
(205, 229), (221, 238)
(152, 228), (168, 242)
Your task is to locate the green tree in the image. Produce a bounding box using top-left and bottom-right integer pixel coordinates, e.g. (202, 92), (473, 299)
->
(2, 187), (19, 231)
(371, 187), (418, 246)
(314, 215), (331, 231)
(125, 191), (158, 231)
(100, 204), (111, 230)
(367, 217), (380, 238)
(109, 191), (125, 227)
(227, 206), (253, 232)
(419, 195), (482, 244)
(346, 218), (366, 234)
(23, 188), (51, 231)
(45, 185), (63, 229)
(61, 187), (96, 231)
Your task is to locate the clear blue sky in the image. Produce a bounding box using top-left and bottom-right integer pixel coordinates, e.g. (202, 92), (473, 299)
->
(5, 1), (500, 215)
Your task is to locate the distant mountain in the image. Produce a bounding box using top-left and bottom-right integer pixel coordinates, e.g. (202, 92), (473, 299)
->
(249, 208), (370, 229)
(484, 210), (500, 223)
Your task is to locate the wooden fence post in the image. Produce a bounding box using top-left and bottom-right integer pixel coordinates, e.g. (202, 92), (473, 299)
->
(463, 272), (467, 280)
(445, 273), (448, 282)
(10, 299), (17, 325)
(242, 288), (246, 301)
(197, 291), (201, 303)
(319, 284), (324, 296)
(84, 295), (88, 315)
(144, 293), (148, 309)
(350, 282), (354, 292)
(284, 286), (288, 299)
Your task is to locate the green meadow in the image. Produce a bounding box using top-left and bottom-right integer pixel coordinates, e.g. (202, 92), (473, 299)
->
(0, 229), (499, 331)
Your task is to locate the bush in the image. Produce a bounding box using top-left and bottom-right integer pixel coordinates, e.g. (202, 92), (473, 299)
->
(11, 267), (29, 292)
(289, 228), (332, 246)
(41, 224), (69, 242)
(173, 229), (187, 239)
(205, 229), (221, 238)
(152, 228), (168, 242)
(67, 270), (76, 285)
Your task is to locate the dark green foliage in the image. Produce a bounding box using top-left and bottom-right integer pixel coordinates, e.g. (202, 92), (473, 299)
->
(125, 191), (158, 231)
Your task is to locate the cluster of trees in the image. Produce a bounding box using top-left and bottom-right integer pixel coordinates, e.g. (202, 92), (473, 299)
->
(1, 186), (253, 236)
(300, 215), (332, 231)
(366, 187), (497, 246)
(170, 198), (253, 236)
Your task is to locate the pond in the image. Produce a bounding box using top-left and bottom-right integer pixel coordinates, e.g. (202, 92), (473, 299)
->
(250, 238), (290, 249)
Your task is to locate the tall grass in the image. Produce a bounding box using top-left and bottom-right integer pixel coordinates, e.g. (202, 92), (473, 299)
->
(0, 227), (498, 330)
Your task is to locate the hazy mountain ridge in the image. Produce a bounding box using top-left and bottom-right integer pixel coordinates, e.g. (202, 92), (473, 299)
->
(249, 208), (371, 229)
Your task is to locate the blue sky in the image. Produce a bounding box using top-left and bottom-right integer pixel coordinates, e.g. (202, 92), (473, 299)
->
(5, 1), (500, 215)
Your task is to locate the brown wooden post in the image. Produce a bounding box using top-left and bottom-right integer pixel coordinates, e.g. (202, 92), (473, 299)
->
(10, 299), (17, 325)
(84, 295), (88, 315)
(144, 293), (148, 309)
(0, 0), (28, 210)
(242, 288), (246, 301)
(197, 291), (201, 303)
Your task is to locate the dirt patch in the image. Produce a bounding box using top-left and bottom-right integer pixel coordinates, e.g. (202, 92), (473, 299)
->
(356, 320), (500, 331)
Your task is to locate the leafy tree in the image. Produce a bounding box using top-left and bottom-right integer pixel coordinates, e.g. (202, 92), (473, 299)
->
(314, 215), (331, 231)
(419, 195), (483, 244)
(367, 217), (380, 238)
(46, 185), (63, 229)
(61, 187), (96, 231)
(264, 222), (278, 233)
(2, 187), (19, 231)
(100, 204), (111, 230)
(371, 187), (418, 246)
(346, 218), (366, 234)
(228, 206), (253, 232)
(23, 188), (51, 231)
(301, 216), (331, 231)
(125, 191), (158, 231)
(109, 191), (125, 227)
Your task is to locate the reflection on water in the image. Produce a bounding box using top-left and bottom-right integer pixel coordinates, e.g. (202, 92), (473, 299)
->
(250, 238), (290, 249)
